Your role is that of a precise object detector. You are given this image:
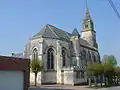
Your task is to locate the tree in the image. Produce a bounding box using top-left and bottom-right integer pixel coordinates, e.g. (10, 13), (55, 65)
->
(91, 64), (104, 86)
(92, 64), (99, 86)
(87, 54), (118, 87)
(102, 55), (117, 67)
(30, 59), (43, 86)
(103, 64), (114, 86)
(114, 67), (120, 85)
(86, 63), (103, 86)
(94, 64), (104, 86)
(87, 63), (94, 86)
(107, 55), (117, 67)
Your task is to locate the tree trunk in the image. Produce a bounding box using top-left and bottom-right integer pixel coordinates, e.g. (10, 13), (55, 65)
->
(108, 76), (112, 86)
(114, 76), (117, 85)
(88, 77), (91, 86)
(116, 76), (119, 85)
(100, 75), (102, 87)
(103, 75), (106, 86)
(112, 74), (115, 85)
(35, 73), (37, 87)
(117, 78), (119, 85)
(105, 77), (107, 86)
(107, 77), (109, 86)
(94, 76), (97, 86)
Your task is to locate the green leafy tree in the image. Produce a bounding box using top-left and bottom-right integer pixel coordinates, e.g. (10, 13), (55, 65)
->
(102, 55), (117, 66)
(30, 59), (43, 86)
(114, 67), (120, 85)
(92, 64), (99, 86)
(94, 64), (104, 86)
(103, 64), (114, 86)
(87, 63), (103, 86)
(87, 54), (118, 87)
(107, 55), (117, 67)
(91, 64), (104, 86)
(87, 63), (94, 86)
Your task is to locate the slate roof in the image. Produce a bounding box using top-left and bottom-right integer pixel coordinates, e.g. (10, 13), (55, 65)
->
(31, 24), (97, 50)
(72, 28), (80, 36)
(84, 8), (91, 20)
(32, 24), (72, 41)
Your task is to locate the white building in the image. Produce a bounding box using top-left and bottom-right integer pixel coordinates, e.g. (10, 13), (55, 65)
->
(13, 8), (101, 85)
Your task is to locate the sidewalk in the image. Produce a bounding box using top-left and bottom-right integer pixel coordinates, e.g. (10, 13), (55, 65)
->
(30, 84), (94, 90)
(30, 84), (120, 90)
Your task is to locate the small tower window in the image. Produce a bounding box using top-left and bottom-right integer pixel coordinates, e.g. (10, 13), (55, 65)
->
(85, 24), (88, 28)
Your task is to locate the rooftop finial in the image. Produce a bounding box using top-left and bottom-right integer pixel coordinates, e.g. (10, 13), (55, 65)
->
(85, 0), (88, 9)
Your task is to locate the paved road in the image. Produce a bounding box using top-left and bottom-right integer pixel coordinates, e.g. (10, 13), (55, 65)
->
(101, 86), (120, 90)
(29, 86), (120, 90)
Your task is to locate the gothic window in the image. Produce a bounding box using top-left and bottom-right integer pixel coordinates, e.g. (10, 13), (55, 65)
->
(76, 71), (80, 79)
(74, 61), (77, 66)
(98, 54), (101, 63)
(83, 50), (86, 59)
(81, 49), (86, 60)
(47, 48), (54, 70)
(62, 47), (66, 67)
(81, 71), (84, 78)
(88, 52), (91, 60)
(76, 71), (84, 79)
(87, 51), (92, 64)
(32, 48), (38, 60)
(93, 54), (96, 63)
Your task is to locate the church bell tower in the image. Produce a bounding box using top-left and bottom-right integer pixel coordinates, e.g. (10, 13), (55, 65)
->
(81, 7), (98, 48)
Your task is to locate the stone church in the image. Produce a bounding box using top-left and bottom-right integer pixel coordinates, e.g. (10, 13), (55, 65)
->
(12, 8), (101, 85)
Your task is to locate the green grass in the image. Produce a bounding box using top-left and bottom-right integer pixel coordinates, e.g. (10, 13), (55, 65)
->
(87, 86), (102, 89)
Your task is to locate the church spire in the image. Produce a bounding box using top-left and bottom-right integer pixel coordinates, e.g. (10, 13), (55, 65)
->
(84, 8), (91, 20)
(82, 0), (94, 30)
(81, 0), (98, 48)
(84, 0), (91, 20)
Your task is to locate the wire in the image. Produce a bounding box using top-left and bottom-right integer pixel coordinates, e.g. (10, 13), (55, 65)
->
(108, 0), (120, 20)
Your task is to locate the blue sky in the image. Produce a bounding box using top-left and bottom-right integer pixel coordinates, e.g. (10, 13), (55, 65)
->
(0, 0), (120, 65)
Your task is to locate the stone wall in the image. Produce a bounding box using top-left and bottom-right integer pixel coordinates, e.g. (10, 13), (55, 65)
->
(30, 71), (57, 85)
(64, 70), (74, 85)
(42, 71), (57, 84)
(57, 71), (64, 84)
(63, 68), (87, 85)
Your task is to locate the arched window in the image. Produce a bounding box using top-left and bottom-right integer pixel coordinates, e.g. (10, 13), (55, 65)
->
(47, 48), (54, 70)
(88, 51), (92, 63)
(85, 24), (88, 28)
(62, 47), (66, 67)
(83, 49), (86, 60)
(81, 71), (84, 78)
(93, 54), (96, 63)
(81, 49), (86, 65)
(33, 48), (38, 60)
